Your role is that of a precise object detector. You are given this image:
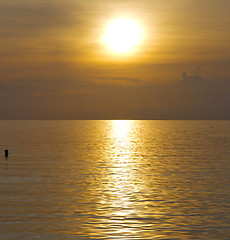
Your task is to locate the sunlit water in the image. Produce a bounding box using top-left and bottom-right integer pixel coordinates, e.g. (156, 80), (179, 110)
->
(0, 120), (230, 240)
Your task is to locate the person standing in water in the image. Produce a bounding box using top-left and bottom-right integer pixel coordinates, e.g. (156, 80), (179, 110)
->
(5, 149), (9, 157)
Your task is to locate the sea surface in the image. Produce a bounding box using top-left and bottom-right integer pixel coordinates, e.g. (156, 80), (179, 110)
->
(0, 120), (230, 240)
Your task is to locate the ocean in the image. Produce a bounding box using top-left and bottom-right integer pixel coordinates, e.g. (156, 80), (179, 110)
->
(0, 120), (230, 239)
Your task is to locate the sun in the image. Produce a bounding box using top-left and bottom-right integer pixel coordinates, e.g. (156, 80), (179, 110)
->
(103, 18), (142, 54)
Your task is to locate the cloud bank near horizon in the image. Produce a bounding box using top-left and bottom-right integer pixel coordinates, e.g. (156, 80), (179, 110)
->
(1, 72), (230, 120)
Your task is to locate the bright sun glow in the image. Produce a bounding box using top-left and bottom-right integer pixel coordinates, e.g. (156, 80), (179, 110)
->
(104, 18), (142, 54)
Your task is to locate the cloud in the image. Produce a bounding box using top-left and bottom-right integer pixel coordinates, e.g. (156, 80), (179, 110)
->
(0, 1), (79, 37)
(90, 77), (142, 86)
(1, 73), (230, 119)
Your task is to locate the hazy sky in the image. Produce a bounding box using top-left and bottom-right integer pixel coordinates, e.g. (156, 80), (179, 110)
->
(0, 0), (230, 119)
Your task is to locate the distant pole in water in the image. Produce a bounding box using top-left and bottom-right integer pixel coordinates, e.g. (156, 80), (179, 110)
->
(5, 149), (8, 157)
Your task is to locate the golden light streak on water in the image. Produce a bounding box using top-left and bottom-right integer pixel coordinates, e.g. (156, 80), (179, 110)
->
(98, 120), (141, 237)
(93, 120), (161, 239)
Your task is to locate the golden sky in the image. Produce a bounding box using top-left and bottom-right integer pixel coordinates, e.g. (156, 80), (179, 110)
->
(0, 0), (230, 119)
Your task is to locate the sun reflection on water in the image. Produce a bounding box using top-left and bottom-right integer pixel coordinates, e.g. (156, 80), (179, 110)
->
(98, 120), (147, 237)
(112, 120), (130, 139)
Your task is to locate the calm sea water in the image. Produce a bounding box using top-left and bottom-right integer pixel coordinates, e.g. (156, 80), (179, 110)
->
(0, 120), (230, 240)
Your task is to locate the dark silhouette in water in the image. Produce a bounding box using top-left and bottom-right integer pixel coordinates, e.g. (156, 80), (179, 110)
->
(5, 149), (8, 157)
